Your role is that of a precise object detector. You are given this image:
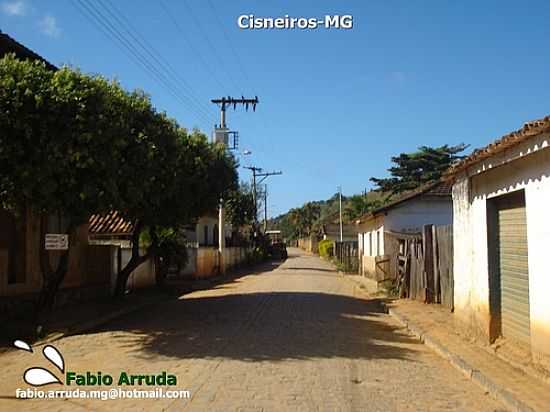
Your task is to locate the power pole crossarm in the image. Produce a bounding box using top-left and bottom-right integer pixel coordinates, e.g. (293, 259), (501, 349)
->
(211, 96), (259, 112)
(244, 166), (282, 236)
(257, 171), (282, 184)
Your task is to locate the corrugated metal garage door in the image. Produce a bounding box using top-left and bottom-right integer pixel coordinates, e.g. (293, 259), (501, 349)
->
(496, 191), (530, 345)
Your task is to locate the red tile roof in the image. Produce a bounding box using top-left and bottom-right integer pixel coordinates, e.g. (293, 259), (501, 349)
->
(88, 211), (134, 236)
(445, 115), (550, 178)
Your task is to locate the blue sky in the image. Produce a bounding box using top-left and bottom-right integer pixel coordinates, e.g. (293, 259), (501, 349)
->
(2, 1), (550, 218)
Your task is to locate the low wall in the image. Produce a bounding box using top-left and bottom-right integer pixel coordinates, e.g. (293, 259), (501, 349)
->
(298, 237), (318, 253)
(223, 247), (249, 272)
(361, 255), (392, 281)
(113, 247), (156, 293)
(194, 246), (250, 279)
(196, 247), (219, 279)
(181, 247), (197, 277)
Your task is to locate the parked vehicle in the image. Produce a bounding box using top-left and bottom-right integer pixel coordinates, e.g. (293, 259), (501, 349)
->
(268, 241), (288, 260)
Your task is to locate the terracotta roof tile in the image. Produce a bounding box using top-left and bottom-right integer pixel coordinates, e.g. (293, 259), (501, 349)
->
(445, 115), (550, 177)
(89, 211), (134, 236)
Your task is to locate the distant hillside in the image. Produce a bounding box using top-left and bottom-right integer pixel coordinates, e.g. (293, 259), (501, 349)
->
(268, 190), (387, 240)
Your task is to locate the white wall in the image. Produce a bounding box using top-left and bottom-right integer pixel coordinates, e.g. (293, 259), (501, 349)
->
(453, 132), (550, 366)
(195, 216), (232, 246)
(358, 197), (452, 258)
(358, 217), (384, 257)
(112, 247), (156, 293)
(384, 197), (453, 233)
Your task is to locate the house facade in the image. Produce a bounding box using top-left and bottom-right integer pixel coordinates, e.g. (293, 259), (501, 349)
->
(0, 209), (115, 313)
(191, 215), (233, 246)
(356, 182), (453, 285)
(321, 223), (358, 242)
(446, 115), (550, 369)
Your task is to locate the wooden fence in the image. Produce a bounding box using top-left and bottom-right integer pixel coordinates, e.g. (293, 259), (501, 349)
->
(396, 224), (454, 310)
(334, 241), (359, 273)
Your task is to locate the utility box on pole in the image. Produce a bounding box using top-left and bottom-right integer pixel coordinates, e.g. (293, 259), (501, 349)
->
(212, 127), (229, 145)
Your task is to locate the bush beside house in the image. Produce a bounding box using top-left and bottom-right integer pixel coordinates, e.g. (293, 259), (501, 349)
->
(318, 239), (334, 258)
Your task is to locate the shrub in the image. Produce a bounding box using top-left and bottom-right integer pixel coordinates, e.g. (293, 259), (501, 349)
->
(318, 239), (334, 258)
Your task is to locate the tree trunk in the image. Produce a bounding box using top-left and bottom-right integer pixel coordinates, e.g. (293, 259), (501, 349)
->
(113, 221), (151, 297)
(36, 215), (76, 319)
(155, 255), (170, 287)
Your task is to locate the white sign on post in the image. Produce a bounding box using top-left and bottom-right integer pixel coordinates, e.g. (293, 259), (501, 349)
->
(45, 234), (69, 250)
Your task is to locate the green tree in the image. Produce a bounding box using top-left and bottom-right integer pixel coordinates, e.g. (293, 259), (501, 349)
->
(288, 202), (321, 238)
(113, 127), (238, 296)
(344, 194), (383, 220)
(0, 55), (139, 309)
(370, 144), (468, 195)
(225, 182), (256, 228)
(0, 54), (239, 306)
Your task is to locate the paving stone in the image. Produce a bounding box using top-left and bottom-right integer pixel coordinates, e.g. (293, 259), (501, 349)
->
(0, 249), (504, 411)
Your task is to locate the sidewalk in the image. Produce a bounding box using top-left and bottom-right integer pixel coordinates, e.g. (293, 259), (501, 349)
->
(384, 298), (550, 412)
(0, 287), (178, 354)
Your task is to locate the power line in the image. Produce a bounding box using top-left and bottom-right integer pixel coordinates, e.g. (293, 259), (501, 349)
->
(181, 0), (242, 93)
(158, 0), (228, 94)
(205, 0), (251, 87)
(204, 1), (274, 157)
(75, 0), (212, 126)
(95, 0), (216, 122)
(73, 0), (213, 127)
(244, 166), (282, 229)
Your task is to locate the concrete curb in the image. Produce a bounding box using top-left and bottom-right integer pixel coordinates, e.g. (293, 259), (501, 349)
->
(383, 303), (535, 412)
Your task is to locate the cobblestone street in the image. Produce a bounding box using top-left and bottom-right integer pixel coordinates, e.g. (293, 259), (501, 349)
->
(0, 248), (504, 411)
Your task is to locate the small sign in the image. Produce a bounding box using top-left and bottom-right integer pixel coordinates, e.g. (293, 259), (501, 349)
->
(45, 234), (69, 250)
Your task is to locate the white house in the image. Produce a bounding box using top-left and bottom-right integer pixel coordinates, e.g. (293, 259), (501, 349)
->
(446, 115), (550, 370)
(321, 223), (358, 242)
(187, 215), (232, 247)
(355, 181), (453, 285)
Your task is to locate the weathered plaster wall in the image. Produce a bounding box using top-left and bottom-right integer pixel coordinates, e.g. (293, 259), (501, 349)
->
(452, 176), (491, 339)
(453, 135), (550, 367)
(194, 246), (250, 279)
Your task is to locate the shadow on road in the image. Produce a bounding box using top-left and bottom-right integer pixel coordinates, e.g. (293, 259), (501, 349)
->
(279, 267), (336, 273)
(0, 258), (288, 352)
(99, 291), (419, 363)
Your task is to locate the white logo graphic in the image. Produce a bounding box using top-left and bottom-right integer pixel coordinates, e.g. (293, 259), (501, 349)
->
(14, 340), (65, 386)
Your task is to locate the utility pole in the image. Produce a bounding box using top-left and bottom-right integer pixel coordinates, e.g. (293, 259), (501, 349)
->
(244, 166), (262, 221)
(263, 184), (268, 232)
(244, 166), (282, 237)
(211, 96), (259, 274)
(338, 186), (343, 242)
